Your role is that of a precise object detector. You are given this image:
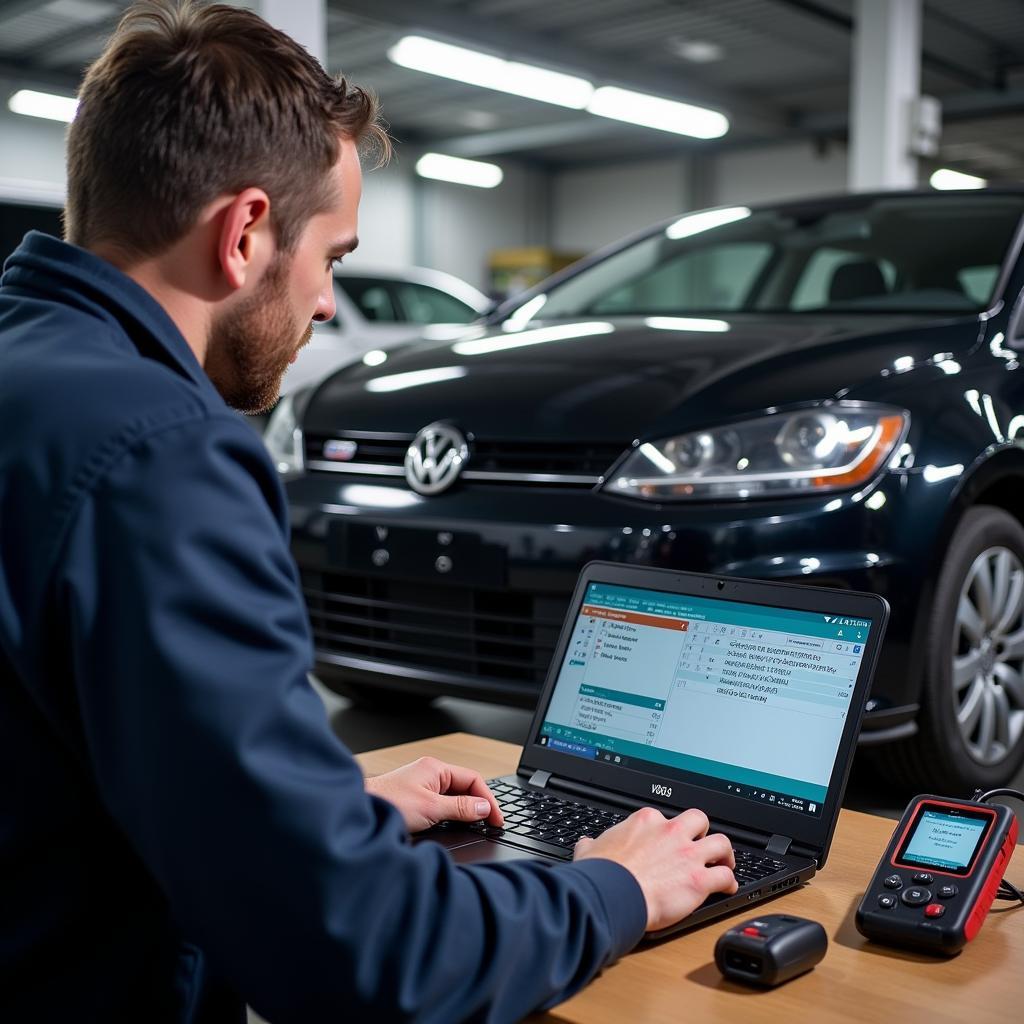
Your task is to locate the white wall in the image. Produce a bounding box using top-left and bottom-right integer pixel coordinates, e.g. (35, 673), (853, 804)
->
(0, 108), (67, 195)
(350, 161), (415, 269)
(548, 143), (850, 258)
(416, 160), (548, 293)
(551, 156), (691, 255)
(711, 141), (849, 207)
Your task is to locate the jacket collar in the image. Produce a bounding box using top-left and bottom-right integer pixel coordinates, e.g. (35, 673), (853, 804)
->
(1, 231), (209, 390)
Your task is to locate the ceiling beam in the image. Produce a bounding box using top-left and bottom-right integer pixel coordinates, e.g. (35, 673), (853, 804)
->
(329, 0), (789, 132)
(0, 58), (81, 94)
(417, 118), (649, 159)
(768, 0), (998, 91)
(14, 14), (120, 65)
(799, 84), (1024, 137)
(0, 0), (47, 19)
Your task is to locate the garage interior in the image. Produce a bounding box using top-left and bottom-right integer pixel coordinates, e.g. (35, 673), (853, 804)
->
(2, 3), (1024, 1019)
(3, 2), (1024, 801)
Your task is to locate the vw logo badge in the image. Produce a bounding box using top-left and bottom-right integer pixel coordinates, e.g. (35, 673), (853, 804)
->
(405, 422), (469, 495)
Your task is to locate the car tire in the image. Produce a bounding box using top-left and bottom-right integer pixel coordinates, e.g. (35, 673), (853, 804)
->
(876, 505), (1024, 793)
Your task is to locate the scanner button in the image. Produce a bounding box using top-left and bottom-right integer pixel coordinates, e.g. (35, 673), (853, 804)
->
(877, 894), (897, 909)
(912, 872), (934, 885)
(741, 926), (762, 937)
(924, 903), (946, 918)
(883, 874), (904, 890)
(901, 887), (931, 907)
(937, 884), (959, 899)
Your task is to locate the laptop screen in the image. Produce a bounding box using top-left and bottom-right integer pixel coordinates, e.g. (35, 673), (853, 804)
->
(534, 580), (874, 819)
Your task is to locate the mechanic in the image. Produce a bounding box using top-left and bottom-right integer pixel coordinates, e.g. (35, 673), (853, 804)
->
(0, 3), (737, 1021)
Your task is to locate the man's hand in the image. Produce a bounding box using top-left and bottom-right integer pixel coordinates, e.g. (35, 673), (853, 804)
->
(574, 807), (737, 933)
(365, 756), (505, 834)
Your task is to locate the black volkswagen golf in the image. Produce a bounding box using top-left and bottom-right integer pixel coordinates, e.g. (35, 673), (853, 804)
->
(267, 190), (1024, 792)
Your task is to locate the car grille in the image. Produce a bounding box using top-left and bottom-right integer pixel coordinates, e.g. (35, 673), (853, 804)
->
(300, 568), (570, 687)
(303, 431), (624, 486)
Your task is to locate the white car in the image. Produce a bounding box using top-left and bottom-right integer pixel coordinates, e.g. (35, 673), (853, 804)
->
(282, 265), (490, 394)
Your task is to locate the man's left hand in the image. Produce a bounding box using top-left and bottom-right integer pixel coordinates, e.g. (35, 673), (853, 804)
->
(365, 756), (505, 833)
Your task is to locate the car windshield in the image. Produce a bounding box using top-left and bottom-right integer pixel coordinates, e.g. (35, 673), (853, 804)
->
(516, 195), (1024, 318)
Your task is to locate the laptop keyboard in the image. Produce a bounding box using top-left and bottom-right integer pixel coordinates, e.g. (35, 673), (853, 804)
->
(459, 780), (788, 882)
(466, 779), (628, 856)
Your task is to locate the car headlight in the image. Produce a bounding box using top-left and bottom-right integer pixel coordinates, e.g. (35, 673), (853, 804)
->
(263, 390), (308, 476)
(606, 405), (908, 501)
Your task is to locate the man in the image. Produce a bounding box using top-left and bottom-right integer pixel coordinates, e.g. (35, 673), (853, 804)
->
(0, 3), (737, 1021)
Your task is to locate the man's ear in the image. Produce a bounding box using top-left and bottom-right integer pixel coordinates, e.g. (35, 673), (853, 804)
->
(216, 188), (273, 291)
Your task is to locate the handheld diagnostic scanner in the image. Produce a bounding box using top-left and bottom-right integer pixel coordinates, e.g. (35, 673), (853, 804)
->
(855, 794), (1018, 955)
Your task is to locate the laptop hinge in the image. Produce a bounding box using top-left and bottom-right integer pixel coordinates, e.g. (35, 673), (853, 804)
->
(529, 769), (552, 789)
(766, 834), (793, 857)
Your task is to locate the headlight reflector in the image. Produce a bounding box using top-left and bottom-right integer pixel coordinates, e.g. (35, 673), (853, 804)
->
(607, 406), (907, 501)
(263, 392), (306, 476)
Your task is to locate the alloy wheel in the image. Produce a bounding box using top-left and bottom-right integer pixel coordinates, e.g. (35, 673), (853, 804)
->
(952, 545), (1024, 765)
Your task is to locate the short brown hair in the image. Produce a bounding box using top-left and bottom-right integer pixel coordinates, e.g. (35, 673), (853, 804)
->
(65, 0), (390, 260)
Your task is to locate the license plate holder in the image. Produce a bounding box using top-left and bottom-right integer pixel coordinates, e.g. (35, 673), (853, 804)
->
(328, 523), (507, 587)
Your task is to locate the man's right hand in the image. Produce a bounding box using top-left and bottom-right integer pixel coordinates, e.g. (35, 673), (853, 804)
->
(574, 806), (737, 933)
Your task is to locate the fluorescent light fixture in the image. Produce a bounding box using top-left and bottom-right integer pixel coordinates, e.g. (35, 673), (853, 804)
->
(362, 349), (388, 367)
(588, 85), (728, 139)
(389, 35), (593, 109)
(416, 153), (503, 189)
(644, 316), (730, 333)
(453, 321), (614, 356)
(930, 167), (986, 190)
(671, 39), (724, 64)
(8, 89), (78, 123)
(666, 206), (750, 240)
(365, 366), (467, 392)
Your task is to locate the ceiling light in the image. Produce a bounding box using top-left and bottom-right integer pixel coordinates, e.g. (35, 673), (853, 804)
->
(8, 89), (78, 123)
(930, 168), (986, 190)
(587, 86), (728, 139)
(666, 206), (750, 240)
(670, 39), (724, 64)
(416, 153), (503, 189)
(389, 35), (593, 109)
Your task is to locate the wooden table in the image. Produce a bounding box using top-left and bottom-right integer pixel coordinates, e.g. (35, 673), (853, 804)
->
(357, 732), (1024, 1024)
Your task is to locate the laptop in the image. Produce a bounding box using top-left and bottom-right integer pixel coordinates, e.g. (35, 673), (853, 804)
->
(420, 561), (889, 936)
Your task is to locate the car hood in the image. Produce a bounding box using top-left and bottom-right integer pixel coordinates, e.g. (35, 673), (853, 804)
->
(304, 314), (981, 442)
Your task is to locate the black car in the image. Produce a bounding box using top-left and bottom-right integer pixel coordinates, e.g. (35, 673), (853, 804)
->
(267, 190), (1024, 792)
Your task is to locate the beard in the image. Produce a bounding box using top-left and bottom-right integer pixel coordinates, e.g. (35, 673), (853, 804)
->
(205, 254), (313, 414)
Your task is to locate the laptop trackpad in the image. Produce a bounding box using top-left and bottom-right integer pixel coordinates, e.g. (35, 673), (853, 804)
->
(433, 836), (546, 865)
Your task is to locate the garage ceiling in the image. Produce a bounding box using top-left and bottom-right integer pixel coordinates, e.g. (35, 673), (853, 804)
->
(1, 0), (1024, 179)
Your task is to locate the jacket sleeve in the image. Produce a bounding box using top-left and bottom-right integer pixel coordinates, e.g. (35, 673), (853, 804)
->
(53, 411), (647, 1024)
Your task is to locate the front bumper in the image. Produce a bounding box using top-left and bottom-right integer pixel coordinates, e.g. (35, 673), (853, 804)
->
(287, 471), (933, 733)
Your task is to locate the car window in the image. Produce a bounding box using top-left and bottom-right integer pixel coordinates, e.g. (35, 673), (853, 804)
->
(523, 196), (1024, 318)
(336, 277), (399, 322)
(392, 282), (478, 323)
(957, 265), (1000, 306)
(590, 242), (772, 314)
(791, 248), (897, 310)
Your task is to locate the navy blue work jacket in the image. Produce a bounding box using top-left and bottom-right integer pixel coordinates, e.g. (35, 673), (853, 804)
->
(0, 233), (646, 1023)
